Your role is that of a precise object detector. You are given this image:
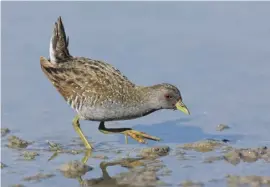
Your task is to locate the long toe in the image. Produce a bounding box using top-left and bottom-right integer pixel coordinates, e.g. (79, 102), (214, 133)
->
(125, 130), (146, 144)
(124, 130), (161, 144)
(133, 130), (161, 141)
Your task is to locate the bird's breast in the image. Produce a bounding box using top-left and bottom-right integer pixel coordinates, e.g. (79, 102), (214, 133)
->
(77, 102), (155, 121)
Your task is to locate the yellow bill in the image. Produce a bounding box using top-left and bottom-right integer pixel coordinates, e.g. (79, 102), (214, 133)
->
(175, 100), (190, 115)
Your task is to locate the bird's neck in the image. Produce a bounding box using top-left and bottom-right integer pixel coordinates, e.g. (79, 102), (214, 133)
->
(106, 85), (162, 119)
(134, 85), (163, 110)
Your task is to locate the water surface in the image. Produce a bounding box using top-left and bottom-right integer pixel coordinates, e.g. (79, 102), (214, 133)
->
(2, 2), (270, 187)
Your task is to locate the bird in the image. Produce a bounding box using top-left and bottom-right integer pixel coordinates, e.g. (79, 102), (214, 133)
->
(40, 16), (190, 150)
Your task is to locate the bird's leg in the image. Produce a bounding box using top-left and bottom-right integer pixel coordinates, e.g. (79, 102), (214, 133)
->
(98, 121), (160, 144)
(75, 150), (92, 185)
(72, 115), (93, 150)
(81, 149), (92, 164)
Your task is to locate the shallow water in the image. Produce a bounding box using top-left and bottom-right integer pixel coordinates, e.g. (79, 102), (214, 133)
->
(2, 2), (270, 187)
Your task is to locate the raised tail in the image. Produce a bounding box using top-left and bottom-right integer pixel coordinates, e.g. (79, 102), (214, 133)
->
(49, 16), (72, 64)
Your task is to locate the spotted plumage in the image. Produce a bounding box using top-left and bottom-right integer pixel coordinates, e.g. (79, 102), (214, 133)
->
(40, 16), (190, 149)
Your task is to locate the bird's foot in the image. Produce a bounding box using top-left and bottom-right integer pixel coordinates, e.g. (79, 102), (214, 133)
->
(122, 129), (161, 144)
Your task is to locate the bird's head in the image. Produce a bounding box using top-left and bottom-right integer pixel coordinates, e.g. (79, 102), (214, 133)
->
(150, 83), (190, 115)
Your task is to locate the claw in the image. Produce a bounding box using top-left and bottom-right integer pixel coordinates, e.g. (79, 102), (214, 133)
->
(123, 130), (160, 144)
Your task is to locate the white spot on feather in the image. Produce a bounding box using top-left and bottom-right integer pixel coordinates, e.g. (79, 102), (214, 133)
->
(49, 37), (56, 64)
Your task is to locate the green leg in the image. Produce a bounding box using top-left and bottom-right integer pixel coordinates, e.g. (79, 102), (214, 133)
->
(98, 121), (161, 144)
(77, 177), (83, 185)
(72, 115), (93, 150)
(76, 150), (92, 185)
(81, 150), (92, 164)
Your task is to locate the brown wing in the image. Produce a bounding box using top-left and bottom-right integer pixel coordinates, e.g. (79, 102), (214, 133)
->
(40, 56), (135, 106)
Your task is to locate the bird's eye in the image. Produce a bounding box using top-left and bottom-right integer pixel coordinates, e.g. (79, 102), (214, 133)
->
(165, 95), (172, 99)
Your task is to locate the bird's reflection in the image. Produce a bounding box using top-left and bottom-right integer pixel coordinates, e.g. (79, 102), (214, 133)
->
(82, 158), (141, 187)
(60, 150), (162, 187)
